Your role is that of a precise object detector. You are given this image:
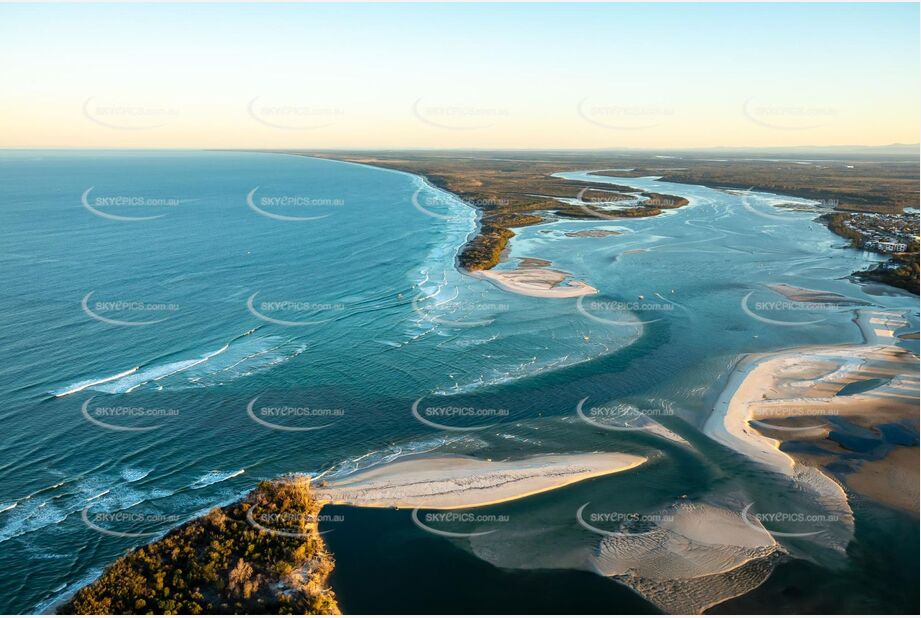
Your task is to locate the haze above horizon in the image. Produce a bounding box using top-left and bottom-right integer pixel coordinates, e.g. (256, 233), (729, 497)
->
(1, 3), (918, 149)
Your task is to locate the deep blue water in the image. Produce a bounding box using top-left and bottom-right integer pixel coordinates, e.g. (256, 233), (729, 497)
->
(0, 151), (917, 613)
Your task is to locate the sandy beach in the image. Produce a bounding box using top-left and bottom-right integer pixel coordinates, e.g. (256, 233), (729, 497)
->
(313, 453), (645, 509)
(471, 267), (598, 298)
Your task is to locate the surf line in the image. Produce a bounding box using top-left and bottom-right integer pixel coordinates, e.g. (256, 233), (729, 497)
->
(52, 326), (264, 398)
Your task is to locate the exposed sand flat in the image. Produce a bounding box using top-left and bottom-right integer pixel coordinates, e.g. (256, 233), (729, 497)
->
(871, 317), (908, 326)
(704, 308), (919, 526)
(313, 453), (645, 509)
(471, 267), (598, 298)
(618, 551), (784, 615)
(516, 256), (551, 267)
(846, 447), (919, 514)
(745, 342), (918, 433)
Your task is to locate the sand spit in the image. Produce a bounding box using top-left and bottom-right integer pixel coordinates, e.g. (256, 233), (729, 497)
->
(313, 453), (645, 509)
(471, 267), (598, 298)
(564, 229), (623, 238)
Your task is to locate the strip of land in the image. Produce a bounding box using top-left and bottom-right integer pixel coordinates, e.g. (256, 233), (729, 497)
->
(766, 283), (867, 305)
(61, 452), (647, 614)
(314, 453), (646, 509)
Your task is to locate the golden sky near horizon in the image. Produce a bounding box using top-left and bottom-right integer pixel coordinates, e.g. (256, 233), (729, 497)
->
(1, 3), (918, 149)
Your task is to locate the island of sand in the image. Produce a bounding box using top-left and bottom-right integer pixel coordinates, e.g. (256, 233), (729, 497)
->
(469, 266), (598, 299)
(765, 283), (869, 306)
(314, 452), (646, 509)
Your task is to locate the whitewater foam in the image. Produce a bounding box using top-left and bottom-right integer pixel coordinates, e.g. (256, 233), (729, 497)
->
(52, 332), (306, 397)
(52, 366), (139, 398)
(189, 469), (245, 490)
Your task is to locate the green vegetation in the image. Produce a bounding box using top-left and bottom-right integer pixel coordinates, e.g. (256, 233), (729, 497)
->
(822, 212), (864, 245)
(61, 478), (339, 615)
(277, 150), (917, 280)
(619, 157), (919, 214)
(855, 254), (920, 294)
(298, 152), (690, 270)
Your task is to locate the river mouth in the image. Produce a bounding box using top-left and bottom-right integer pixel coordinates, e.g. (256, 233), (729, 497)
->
(0, 152), (918, 614)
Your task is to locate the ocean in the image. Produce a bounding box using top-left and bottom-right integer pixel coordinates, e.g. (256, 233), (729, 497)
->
(0, 151), (917, 613)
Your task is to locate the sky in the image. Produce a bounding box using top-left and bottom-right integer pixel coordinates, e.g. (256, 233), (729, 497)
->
(0, 2), (918, 149)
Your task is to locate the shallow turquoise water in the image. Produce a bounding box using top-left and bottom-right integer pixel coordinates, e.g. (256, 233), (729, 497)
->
(0, 151), (916, 613)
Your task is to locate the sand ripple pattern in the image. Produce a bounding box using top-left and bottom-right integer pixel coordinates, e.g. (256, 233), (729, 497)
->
(593, 501), (782, 614)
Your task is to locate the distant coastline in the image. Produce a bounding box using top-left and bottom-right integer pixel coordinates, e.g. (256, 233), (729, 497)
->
(279, 150), (917, 295)
(296, 152), (689, 272)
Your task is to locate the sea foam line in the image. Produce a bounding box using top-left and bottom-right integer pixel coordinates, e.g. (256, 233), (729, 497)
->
(52, 367), (140, 398)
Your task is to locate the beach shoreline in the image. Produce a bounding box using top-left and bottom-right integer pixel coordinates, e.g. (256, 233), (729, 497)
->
(294, 151), (692, 272)
(57, 452), (649, 613)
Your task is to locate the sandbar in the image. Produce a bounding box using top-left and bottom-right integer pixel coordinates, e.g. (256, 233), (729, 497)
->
(313, 453), (645, 509)
(471, 267), (598, 298)
(704, 308), (918, 515)
(564, 229), (623, 238)
(767, 283), (866, 305)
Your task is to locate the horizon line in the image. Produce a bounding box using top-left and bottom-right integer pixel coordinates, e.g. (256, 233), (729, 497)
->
(2, 143), (918, 152)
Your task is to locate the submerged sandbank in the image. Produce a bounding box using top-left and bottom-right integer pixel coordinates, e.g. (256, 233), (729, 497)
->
(766, 283), (866, 305)
(314, 453), (645, 509)
(594, 500), (782, 615)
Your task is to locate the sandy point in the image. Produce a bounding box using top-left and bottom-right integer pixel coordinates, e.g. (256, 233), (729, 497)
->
(313, 452), (646, 510)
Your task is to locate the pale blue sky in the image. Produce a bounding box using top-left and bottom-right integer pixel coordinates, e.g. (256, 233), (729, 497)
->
(1, 2), (918, 148)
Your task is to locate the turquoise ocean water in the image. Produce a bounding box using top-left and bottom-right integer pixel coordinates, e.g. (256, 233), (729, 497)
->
(0, 151), (917, 613)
